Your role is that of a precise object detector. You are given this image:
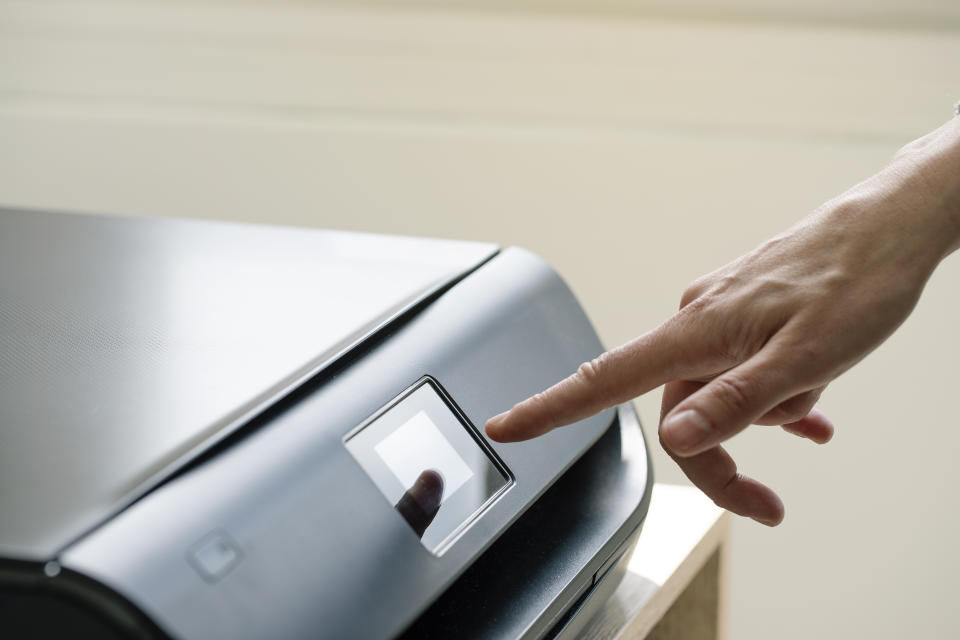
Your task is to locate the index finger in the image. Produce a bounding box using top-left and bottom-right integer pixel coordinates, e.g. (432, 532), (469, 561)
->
(485, 311), (717, 442)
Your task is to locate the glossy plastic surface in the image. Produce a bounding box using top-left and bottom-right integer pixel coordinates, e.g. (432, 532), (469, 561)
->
(0, 208), (497, 559)
(59, 246), (618, 639)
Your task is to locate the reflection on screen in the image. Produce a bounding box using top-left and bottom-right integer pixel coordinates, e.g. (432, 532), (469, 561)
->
(374, 410), (474, 505)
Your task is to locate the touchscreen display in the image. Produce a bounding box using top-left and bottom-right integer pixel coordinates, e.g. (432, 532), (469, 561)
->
(374, 410), (474, 503)
(345, 379), (512, 554)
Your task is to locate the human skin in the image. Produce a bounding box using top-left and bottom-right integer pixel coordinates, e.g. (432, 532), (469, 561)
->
(485, 115), (960, 526)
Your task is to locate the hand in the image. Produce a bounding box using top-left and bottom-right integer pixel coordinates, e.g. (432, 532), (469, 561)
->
(486, 117), (960, 525)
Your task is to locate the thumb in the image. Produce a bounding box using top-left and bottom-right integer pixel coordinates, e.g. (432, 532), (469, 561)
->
(660, 347), (809, 457)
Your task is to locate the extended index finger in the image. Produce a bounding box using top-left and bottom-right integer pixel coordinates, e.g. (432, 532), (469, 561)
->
(485, 312), (716, 442)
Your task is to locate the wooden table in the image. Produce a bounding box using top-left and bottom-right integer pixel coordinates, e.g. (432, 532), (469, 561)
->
(577, 484), (729, 640)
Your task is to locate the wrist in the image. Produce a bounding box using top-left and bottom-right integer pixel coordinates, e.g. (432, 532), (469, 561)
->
(814, 124), (959, 288)
(940, 117), (960, 251)
(885, 117), (960, 262)
(907, 117), (960, 256)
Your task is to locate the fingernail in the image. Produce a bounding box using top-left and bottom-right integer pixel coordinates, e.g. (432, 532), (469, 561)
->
(661, 409), (712, 453)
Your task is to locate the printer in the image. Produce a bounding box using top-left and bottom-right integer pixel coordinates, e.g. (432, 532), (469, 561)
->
(0, 208), (652, 639)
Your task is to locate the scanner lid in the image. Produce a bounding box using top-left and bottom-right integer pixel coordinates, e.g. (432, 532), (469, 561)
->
(0, 208), (497, 560)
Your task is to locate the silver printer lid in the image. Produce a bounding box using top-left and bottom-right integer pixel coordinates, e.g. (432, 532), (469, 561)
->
(0, 208), (497, 560)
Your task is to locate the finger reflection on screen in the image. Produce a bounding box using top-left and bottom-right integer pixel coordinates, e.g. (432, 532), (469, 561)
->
(394, 469), (444, 538)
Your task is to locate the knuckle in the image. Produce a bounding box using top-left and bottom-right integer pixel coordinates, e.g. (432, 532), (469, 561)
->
(679, 276), (712, 310)
(776, 339), (832, 388)
(679, 287), (699, 310)
(774, 391), (818, 422)
(527, 391), (549, 412)
(709, 471), (743, 512)
(576, 358), (602, 386)
(523, 392), (557, 427)
(674, 291), (714, 330)
(576, 353), (612, 405)
(712, 374), (754, 416)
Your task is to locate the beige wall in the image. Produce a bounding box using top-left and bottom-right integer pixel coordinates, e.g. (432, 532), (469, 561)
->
(2, 2), (959, 636)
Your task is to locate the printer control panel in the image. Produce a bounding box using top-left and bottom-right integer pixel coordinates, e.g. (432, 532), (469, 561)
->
(345, 378), (512, 555)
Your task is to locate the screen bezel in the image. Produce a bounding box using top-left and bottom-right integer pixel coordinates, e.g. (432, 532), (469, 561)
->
(344, 376), (514, 555)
